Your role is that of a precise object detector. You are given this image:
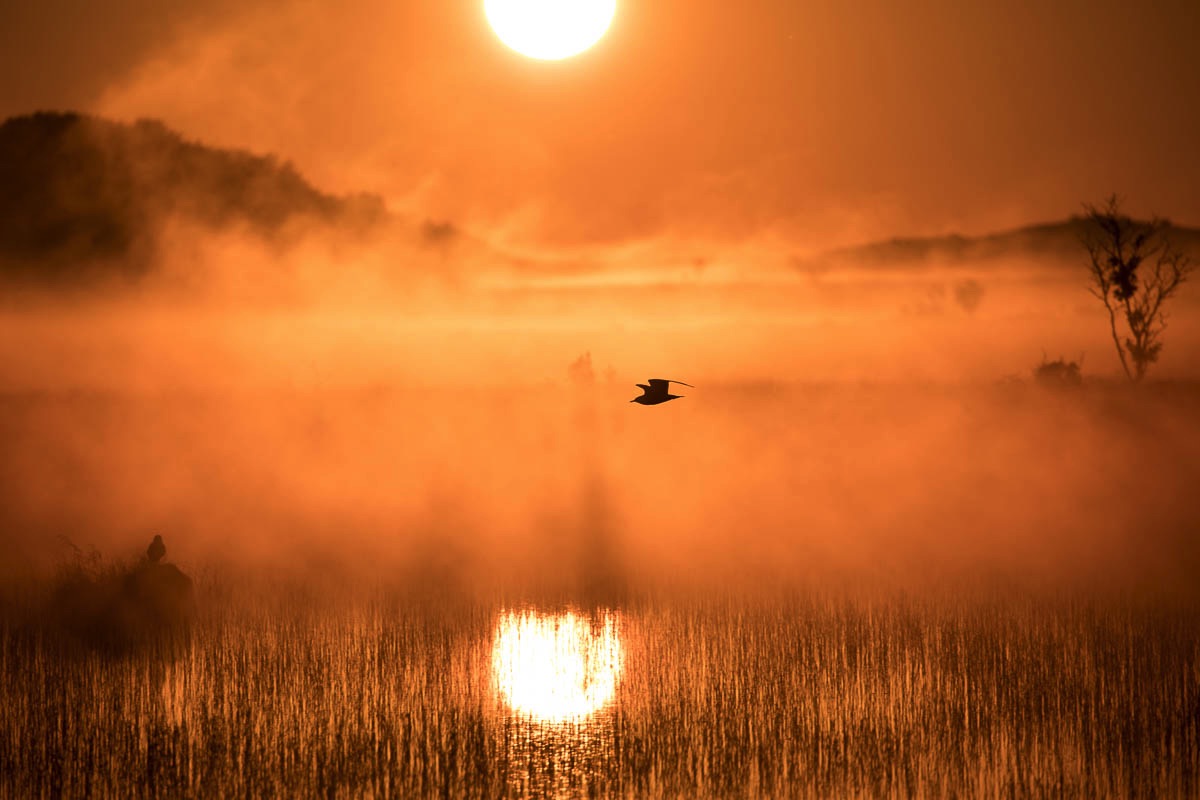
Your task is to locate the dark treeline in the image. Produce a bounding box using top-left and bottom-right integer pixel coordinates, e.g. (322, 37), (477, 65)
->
(0, 112), (387, 284)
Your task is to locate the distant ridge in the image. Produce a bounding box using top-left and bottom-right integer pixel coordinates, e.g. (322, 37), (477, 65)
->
(805, 218), (1200, 270)
(0, 112), (387, 283)
(4, 112), (1199, 287)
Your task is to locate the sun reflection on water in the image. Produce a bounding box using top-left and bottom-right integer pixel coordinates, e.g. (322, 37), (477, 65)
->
(492, 608), (623, 724)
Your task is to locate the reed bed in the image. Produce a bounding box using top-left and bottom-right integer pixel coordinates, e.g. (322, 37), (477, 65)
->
(2, 584), (1197, 798)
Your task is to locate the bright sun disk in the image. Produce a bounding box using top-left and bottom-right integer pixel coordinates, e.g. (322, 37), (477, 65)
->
(485, 0), (617, 61)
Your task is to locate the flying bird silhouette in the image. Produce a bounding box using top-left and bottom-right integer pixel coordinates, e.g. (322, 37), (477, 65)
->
(631, 379), (694, 405)
(147, 534), (166, 564)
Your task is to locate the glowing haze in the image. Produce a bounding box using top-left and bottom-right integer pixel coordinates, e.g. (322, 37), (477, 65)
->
(1, 1), (1197, 249)
(0, 0), (1199, 593)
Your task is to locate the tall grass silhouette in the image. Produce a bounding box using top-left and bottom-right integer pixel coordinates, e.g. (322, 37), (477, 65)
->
(2, 583), (1196, 797)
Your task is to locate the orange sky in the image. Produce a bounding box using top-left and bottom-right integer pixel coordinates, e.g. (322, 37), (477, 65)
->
(1, 0), (1198, 250)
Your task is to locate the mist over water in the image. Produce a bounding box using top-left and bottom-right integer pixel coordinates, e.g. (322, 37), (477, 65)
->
(2, 259), (1198, 598)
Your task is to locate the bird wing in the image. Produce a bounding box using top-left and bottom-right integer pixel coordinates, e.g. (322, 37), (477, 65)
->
(635, 383), (652, 394)
(649, 379), (693, 390)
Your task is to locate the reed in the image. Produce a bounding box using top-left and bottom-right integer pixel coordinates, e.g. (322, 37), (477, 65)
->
(2, 583), (1196, 798)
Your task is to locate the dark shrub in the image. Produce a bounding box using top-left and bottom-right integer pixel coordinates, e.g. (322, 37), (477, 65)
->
(1033, 355), (1082, 388)
(51, 545), (194, 652)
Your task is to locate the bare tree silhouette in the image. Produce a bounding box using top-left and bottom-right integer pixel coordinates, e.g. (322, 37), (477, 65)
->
(1082, 195), (1194, 381)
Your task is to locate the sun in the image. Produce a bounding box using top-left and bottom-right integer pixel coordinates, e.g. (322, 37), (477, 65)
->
(485, 0), (617, 61)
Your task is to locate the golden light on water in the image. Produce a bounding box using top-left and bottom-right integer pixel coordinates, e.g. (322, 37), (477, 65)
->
(492, 609), (623, 723)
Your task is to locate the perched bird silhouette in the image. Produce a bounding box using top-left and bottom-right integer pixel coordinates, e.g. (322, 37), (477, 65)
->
(147, 534), (166, 564)
(631, 379), (694, 405)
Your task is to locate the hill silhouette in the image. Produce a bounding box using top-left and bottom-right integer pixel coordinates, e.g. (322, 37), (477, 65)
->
(804, 218), (1200, 271)
(4, 112), (1198, 287)
(0, 112), (387, 284)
